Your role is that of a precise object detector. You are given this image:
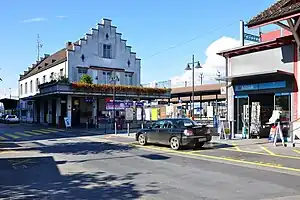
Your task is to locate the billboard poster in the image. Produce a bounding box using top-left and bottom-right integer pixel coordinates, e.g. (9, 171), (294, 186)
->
(136, 107), (142, 121)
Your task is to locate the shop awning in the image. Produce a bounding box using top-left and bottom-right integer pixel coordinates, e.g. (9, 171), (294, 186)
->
(223, 70), (294, 82)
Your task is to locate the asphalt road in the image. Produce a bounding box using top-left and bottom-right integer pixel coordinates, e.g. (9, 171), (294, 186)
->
(1, 124), (300, 200)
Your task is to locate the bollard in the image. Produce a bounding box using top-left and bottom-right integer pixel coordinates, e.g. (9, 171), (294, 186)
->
(114, 121), (117, 135)
(127, 123), (130, 136)
(141, 123), (144, 129)
(86, 121), (89, 129)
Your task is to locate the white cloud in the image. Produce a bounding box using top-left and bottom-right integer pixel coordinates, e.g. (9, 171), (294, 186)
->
(56, 15), (67, 19)
(22, 17), (46, 23)
(170, 36), (241, 88)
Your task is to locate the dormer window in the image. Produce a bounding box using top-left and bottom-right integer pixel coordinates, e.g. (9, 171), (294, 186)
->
(45, 63), (48, 66)
(52, 59), (56, 63)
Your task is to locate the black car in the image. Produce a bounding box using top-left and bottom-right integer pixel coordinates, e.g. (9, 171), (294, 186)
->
(136, 118), (212, 150)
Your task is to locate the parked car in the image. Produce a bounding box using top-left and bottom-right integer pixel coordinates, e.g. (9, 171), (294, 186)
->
(5, 115), (20, 124)
(0, 114), (8, 123)
(136, 118), (212, 150)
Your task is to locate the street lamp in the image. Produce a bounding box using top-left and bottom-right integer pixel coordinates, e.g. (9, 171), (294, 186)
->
(9, 88), (11, 99)
(199, 72), (204, 85)
(216, 70), (221, 83)
(185, 55), (202, 119)
(109, 70), (119, 134)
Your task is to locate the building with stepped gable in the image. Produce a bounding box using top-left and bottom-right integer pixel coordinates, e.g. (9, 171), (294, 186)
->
(19, 18), (170, 126)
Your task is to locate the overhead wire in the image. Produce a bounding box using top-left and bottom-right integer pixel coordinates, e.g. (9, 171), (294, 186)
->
(143, 20), (239, 60)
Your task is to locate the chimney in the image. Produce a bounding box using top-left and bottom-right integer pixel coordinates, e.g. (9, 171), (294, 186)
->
(66, 41), (72, 48)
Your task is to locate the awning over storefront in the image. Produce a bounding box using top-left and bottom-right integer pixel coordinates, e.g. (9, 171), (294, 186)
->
(224, 70), (294, 82)
(225, 70), (297, 95)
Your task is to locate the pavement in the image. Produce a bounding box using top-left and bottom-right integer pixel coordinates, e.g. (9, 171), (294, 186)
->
(1, 124), (300, 199)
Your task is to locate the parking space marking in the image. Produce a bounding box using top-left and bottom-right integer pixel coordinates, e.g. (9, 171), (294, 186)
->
(14, 132), (32, 137)
(232, 142), (241, 151)
(129, 143), (300, 173)
(221, 147), (300, 160)
(4, 133), (20, 139)
(261, 146), (276, 156)
(293, 149), (300, 155)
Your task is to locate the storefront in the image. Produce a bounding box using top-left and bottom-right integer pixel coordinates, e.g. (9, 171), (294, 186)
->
(218, 37), (298, 138)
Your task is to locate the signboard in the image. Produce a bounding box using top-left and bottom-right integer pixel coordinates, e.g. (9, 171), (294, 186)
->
(220, 87), (226, 95)
(235, 81), (286, 92)
(105, 100), (134, 110)
(136, 107), (143, 121)
(244, 33), (260, 43)
(64, 117), (71, 128)
(135, 102), (144, 107)
(125, 108), (134, 121)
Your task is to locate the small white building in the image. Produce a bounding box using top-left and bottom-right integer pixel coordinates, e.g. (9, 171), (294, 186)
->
(19, 18), (169, 126)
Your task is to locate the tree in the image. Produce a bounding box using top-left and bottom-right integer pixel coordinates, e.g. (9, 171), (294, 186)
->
(80, 74), (93, 84)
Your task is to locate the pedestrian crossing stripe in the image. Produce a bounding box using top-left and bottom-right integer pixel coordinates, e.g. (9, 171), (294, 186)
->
(24, 131), (43, 135)
(47, 128), (66, 132)
(14, 132), (32, 137)
(0, 136), (7, 140)
(33, 130), (52, 134)
(4, 133), (20, 139)
(40, 129), (57, 133)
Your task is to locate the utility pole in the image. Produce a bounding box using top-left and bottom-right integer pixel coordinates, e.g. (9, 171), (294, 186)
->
(37, 34), (43, 61)
(199, 72), (204, 85)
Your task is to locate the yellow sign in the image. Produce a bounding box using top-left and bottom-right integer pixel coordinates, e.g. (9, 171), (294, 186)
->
(151, 108), (158, 121)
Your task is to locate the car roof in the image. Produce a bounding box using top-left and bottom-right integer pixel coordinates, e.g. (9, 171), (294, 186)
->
(158, 118), (191, 121)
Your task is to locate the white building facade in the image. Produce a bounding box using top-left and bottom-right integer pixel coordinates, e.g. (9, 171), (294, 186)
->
(19, 18), (142, 126)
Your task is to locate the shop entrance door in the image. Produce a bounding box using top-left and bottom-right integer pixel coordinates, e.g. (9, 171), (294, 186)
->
(235, 96), (249, 136)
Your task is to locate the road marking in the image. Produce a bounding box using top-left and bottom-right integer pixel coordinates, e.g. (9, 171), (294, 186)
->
(33, 129), (52, 133)
(40, 129), (57, 133)
(4, 133), (20, 139)
(0, 136), (7, 140)
(14, 132), (32, 137)
(129, 143), (300, 173)
(47, 128), (65, 132)
(293, 149), (300, 154)
(232, 142), (241, 151)
(24, 131), (42, 135)
(222, 147), (300, 160)
(261, 146), (276, 156)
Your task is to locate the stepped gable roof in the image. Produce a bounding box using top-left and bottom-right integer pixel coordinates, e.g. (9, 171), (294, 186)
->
(247, 0), (300, 28)
(20, 48), (67, 81)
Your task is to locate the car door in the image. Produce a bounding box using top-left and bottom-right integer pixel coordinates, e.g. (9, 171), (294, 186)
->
(156, 120), (174, 145)
(146, 120), (164, 143)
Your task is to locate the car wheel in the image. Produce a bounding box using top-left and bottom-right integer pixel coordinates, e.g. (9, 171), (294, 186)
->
(170, 136), (180, 150)
(138, 133), (147, 146)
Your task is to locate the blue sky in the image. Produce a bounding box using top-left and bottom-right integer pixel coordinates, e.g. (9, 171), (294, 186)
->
(0, 0), (276, 96)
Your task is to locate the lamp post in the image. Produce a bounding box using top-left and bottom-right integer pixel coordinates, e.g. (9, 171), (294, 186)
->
(110, 70), (119, 134)
(185, 55), (202, 119)
(216, 70), (221, 83)
(9, 88), (11, 99)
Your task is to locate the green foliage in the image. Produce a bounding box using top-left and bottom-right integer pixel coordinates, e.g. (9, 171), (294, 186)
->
(80, 74), (93, 84)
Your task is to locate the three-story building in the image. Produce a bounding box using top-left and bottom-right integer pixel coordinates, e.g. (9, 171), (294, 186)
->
(19, 18), (170, 126)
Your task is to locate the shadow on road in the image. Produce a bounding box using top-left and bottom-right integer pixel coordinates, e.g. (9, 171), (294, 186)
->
(15, 141), (134, 156)
(0, 156), (159, 199)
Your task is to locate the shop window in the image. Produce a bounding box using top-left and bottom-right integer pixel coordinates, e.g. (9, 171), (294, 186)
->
(275, 95), (291, 122)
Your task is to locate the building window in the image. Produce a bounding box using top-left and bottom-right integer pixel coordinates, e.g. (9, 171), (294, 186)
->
(30, 80), (33, 93)
(43, 75), (46, 83)
(60, 68), (64, 77)
(103, 44), (112, 58)
(78, 68), (88, 74)
(20, 84), (23, 95)
(36, 78), (40, 92)
(50, 72), (54, 80)
(125, 72), (133, 85)
(25, 82), (28, 94)
(102, 71), (112, 84)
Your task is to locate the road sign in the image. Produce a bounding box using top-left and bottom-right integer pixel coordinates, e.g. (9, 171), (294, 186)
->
(220, 86), (226, 95)
(244, 33), (260, 43)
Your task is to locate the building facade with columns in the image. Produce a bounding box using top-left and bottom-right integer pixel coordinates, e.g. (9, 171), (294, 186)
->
(19, 18), (170, 126)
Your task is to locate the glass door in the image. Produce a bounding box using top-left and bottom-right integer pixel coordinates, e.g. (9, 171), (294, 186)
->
(235, 96), (249, 136)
